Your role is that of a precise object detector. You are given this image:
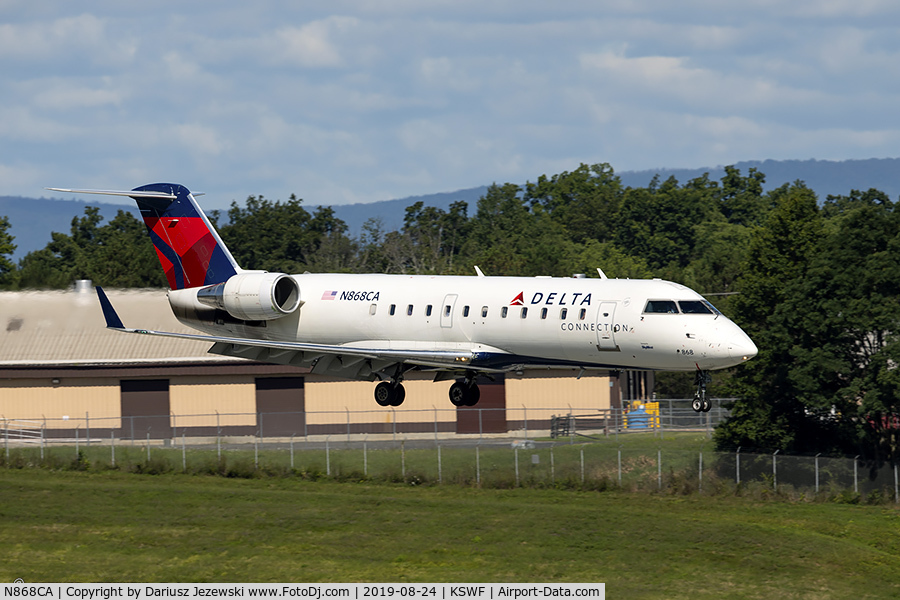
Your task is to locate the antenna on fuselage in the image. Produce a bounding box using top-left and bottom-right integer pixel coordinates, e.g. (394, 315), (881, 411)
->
(474, 266), (486, 277)
(597, 268), (608, 280)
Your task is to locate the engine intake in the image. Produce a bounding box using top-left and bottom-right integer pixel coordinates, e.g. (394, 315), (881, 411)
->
(197, 272), (301, 321)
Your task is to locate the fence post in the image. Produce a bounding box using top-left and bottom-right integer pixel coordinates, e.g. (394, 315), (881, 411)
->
(699, 451), (703, 494)
(401, 440), (406, 481)
(550, 445), (555, 484)
(111, 431), (115, 467)
(437, 444), (442, 484)
(86, 411), (90, 447)
(515, 447), (519, 487)
(617, 446), (622, 486)
(658, 447), (662, 491)
(895, 463), (898, 504)
(736, 447), (741, 486)
(4, 417), (8, 461)
(478, 409), (483, 441)
(854, 455), (859, 494)
(146, 429), (151, 462)
(290, 434), (295, 470)
(434, 406), (438, 443)
(815, 453), (820, 494)
(580, 448), (585, 484)
(216, 411), (221, 461)
(254, 433), (259, 471)
(523, 405), (528, 440)
(326, 436), (331, 476)
(364, 437), (368, 477)
(182, 432), (186, 473)
(476, 445), (481, 487)
(773, 450), (779, 492)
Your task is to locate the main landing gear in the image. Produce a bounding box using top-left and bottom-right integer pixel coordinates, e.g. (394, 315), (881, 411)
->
(373, 371), (482, 408)
(691, 370), (712, 413)
(449, 373), (480, 407)
(374, 381), (406, 407)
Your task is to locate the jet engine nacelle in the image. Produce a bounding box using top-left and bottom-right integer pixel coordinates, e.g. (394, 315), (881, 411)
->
(197, 272), (301, 321)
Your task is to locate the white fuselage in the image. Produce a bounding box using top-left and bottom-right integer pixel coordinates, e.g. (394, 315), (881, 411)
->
(169, 273), (757, 373)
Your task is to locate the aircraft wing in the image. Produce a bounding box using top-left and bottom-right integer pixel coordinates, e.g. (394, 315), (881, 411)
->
(96, 287), (485, 379)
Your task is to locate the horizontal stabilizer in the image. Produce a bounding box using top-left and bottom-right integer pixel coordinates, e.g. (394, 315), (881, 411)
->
(95, 286), (125, 329)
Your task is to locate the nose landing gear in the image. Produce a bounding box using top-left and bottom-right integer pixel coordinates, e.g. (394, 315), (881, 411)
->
(692, 370), (712, 413)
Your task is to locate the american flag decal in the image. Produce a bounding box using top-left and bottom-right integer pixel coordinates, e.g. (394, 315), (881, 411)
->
(321, 290), (338, 300)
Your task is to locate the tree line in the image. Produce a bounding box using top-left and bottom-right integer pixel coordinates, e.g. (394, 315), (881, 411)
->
(1, 163), (899, 463)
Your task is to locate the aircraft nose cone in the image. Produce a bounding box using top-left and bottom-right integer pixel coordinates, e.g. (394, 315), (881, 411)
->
(729, 333), (758, 361)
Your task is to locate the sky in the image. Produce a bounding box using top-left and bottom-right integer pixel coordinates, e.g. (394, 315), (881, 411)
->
(2, 1), (900, 210)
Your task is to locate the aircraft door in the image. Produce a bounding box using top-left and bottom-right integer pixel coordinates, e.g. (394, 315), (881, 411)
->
(597, 301), (618, 350)
(441, 294), (458, 328)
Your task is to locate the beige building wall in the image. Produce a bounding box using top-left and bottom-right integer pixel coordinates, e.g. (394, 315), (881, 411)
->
(305, 374), (455, 426)
(505, 370), (612, 422)
(0, 378), (120, 429)
(169, 375), (257, 427)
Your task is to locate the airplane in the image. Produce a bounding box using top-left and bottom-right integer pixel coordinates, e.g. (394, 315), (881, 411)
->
(48, 183), (758, 412)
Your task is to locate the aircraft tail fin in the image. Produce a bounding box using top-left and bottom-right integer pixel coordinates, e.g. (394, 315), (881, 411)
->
(48, 184), (240, 289)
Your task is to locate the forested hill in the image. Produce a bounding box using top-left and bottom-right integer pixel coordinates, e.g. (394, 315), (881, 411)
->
(4, 157), (899, 259)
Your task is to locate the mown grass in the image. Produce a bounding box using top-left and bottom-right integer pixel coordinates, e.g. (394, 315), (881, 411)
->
(1, 468), (900, 598)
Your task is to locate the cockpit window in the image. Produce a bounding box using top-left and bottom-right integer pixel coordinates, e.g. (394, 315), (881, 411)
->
(644, 300), (679, 314)
(678, 300), (714, 314)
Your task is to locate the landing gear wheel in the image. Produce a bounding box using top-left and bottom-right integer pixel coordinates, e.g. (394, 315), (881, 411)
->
(375, 381), (393, 407)
(390, 383), (406, 407)
(691, 395), (703, 412)
(691, 370), (712, 413)
(449, 381), (480, 407)
(374, 381), (406, 407)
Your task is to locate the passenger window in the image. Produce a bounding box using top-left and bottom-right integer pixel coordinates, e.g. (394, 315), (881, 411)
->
(407, 304), (414, 316)
(426, 305), (433, 317)
(390, 304), (396, 316)
(481, 306), (488, 318)
(644, 300), (679, 314)
(501, 307), (508, 318)
(463, 306), (470, 317)
(444, 305), (451, 317)
(369, 304), (377, 316)
(521, 307), (528, 319)
(541, 307), (548, 319)
(560, 308), (568, 320)
(678, 300), (713, 314)
(579, 308), (586, 320)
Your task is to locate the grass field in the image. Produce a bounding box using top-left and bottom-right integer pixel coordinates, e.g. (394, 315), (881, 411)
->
(2, 467), (900, 598)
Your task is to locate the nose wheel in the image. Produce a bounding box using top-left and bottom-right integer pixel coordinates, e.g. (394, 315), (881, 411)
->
(692, 370), (712, 413)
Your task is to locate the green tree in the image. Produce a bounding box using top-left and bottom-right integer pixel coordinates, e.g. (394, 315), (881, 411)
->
(714, 182), (831, 452)
(0, 215), (16, 288)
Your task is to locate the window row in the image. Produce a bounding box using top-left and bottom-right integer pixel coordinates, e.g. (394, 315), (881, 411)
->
(373, 303), (589, 320)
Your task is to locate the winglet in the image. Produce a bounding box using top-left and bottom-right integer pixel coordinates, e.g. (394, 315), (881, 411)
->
(96, 286), (125, 329)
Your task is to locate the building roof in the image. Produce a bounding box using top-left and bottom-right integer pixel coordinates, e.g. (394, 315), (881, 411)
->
(0, 286), (239, 366)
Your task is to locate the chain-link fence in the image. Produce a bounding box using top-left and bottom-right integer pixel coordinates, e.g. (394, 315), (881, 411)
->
(2, 420), (897, 502)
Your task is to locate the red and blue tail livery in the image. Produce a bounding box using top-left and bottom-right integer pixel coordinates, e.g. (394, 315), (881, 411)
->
(48, 183), (240, 289)
(130, 183), (238, 289)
